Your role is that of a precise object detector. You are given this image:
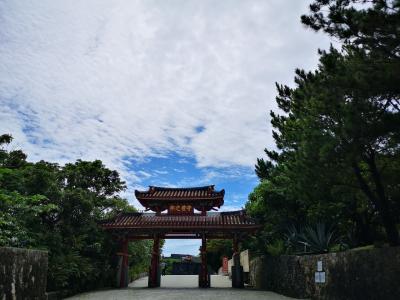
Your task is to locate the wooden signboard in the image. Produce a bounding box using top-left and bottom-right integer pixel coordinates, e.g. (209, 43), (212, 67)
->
(168, 204), (194, 215)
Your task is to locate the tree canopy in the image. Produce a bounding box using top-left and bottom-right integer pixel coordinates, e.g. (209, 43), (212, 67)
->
(206, 239), (233, 273)
(0, 134), (152, 294)
(246, 0), (400, 255)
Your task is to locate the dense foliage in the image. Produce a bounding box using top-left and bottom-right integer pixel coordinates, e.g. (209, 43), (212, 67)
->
(206, 239), (233, 273)
(246, 0), (400, 255)
(160, 257), (181, 275)
(0, 134), (152, 294)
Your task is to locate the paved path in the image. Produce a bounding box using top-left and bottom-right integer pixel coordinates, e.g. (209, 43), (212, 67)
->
(67, 275), (301, 300)
(130, 274), (232, 288)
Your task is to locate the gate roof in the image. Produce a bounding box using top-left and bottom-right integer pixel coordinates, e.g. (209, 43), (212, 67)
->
(135, 186), (224, 211)
(102, 210), (258, 229)
(101, 186), (261, 239)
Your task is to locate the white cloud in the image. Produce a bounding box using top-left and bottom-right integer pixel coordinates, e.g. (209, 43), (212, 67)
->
(0, 0), (331, 218)
(137, 170), (152, 179)
(0, 0), (333, 256)
(219, 205), (244, 212)
(154, 170), (169, 175)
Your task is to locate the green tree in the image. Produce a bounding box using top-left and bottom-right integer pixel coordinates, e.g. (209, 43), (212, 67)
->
(206, 239), (232, 272)
(301, 0), (400, 58)
(248, 0), (400, 251)
(300, 0), (400, 245)
(0, 134), (152, 294)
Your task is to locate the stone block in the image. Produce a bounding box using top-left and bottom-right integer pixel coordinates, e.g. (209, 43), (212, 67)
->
(0, 247), (48, 300)
(249, 246), (400, 299)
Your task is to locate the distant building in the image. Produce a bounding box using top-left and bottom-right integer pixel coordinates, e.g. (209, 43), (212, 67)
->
(170, 254), (192, 259)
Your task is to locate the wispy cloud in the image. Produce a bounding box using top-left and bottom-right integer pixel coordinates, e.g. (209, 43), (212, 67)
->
(0, 0), (329, 254)
(0, 1), (330, 255)
(0, 0), (329, 174)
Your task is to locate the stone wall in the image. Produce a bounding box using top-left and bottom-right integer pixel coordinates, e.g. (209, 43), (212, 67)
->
(249, 246), (400, 300)
(0, 247), (48, 300)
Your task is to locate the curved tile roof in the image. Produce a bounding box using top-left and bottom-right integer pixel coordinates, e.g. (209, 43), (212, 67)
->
(101, 210), (259, 230)
(135, 185), (225, 200)
(135, 186), (225, 211)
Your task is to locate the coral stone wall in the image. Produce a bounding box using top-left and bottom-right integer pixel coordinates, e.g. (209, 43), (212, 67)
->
(250, 247), (400, 300)
(249, 255), (308, 298)
(0, 247), (48, 300)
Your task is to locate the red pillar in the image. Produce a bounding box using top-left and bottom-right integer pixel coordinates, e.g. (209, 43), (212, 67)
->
(199, 234), (210, 288)
(117, 238), (129, 288)
(149, 235), (160, 288)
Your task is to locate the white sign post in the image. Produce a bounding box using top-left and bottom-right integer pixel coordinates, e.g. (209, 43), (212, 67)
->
(315, 272), (320, 283)
(314, 272), (326, 283)
(315, 261), (326, 284)
(320, 272), (326, 283)
(317, 261), (323, 272)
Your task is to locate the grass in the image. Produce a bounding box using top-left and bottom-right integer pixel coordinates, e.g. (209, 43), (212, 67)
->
(349, 245), (375, 252)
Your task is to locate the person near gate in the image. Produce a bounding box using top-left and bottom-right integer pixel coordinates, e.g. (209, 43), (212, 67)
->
(161, 261), (167, 276)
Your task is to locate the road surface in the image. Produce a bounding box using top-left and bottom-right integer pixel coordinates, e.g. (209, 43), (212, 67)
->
(66, 275), (302, 300)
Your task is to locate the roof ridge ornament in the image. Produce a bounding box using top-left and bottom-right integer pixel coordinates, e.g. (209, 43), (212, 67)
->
(207, 185), (214, 193)
(145, 185), (215, 191)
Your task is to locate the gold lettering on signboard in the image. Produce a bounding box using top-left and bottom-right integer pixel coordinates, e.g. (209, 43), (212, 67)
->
(168, 204), (193, 215)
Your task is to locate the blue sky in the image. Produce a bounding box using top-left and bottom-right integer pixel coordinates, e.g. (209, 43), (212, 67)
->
(133, 153), (257, 210)
(0, 0), (330, 255)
